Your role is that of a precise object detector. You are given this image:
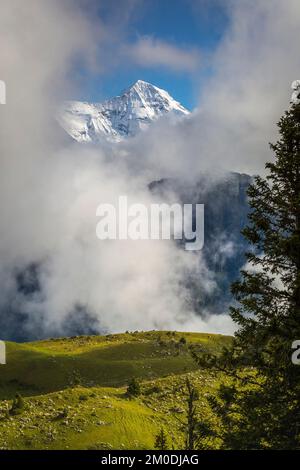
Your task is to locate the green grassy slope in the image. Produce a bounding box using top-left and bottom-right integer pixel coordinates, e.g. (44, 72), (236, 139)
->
(0, 331), (231, 450)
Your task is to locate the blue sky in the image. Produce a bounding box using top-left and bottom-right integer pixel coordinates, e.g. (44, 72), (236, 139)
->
(75, 0), (229, 109)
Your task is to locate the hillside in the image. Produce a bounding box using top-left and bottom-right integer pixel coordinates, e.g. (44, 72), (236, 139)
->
(0, 331), (231, 450)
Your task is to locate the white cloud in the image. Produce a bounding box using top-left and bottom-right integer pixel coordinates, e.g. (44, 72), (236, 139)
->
(193, 0), (300, 175)
(124, 36), (201, 72)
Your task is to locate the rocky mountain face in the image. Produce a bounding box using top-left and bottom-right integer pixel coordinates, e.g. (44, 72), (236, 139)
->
(150, 172), (252, 315)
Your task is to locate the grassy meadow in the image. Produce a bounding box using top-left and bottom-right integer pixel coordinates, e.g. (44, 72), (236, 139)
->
(0, 331), (232, 450)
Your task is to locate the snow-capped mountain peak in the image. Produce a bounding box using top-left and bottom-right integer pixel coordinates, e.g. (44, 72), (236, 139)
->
(124, 80), (188, 113)
(58, 80), (190, 143)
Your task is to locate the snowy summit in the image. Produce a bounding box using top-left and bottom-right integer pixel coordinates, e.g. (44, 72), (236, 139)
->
(58, 80), (190, 143)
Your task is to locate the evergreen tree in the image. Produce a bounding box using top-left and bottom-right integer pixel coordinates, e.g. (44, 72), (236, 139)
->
(184, 378), (199, 450)
(194, 102), (300, 449)
(10, 393), (25, 416)
(126, 377), (141, 397)
(176, 378), (214, 450)
(154, 428), (168, 450)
